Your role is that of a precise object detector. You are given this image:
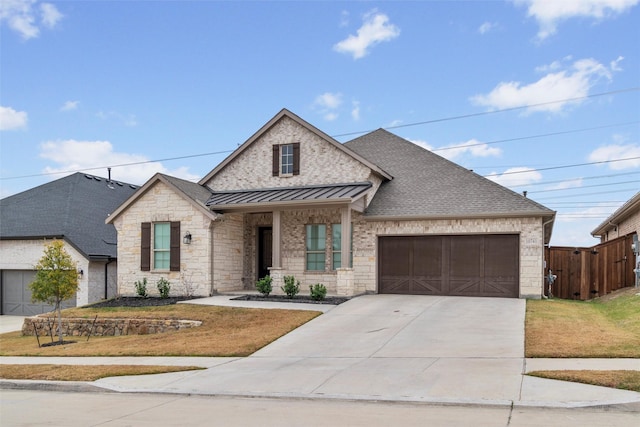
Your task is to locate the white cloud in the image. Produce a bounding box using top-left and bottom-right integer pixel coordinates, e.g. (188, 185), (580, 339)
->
(588, 143), (640, 169)
(313, 92), (343, 121)
(470, 57), (616, 114)
(435, 139), (502, 160)
(96, 110), (138, 127)
(0, 0), (63, 40)
(351, 101), (361, 120)
(0, 105), (28, 130)
(478, 21), (497, 34)
(39, 139), (199, 185)
(60, 100), (79, 112)
(339, 10), (349, 27)
(545, 178), (583, 191)
(39, 1), (61, 28)
(515, 0), (639, 40)
(408, 139), (433, 151)
(333, 9), (400, 59)
(486, 167), (543, 187)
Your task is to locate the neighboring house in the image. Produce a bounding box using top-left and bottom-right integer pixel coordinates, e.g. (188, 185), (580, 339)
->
(591, 192), (640, 243)
(107, 109), (555, 299)
(0, 173), (138, 315)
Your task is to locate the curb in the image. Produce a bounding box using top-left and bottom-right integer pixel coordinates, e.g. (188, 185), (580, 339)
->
(2, 379), (639, 411)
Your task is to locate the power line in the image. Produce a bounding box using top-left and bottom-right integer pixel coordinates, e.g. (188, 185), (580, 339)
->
(332, 87), (640, 138)
(509, 170), (640, 188)
(526, 180), (640, 194)
(1, 89), (638, 182)
(432, 121), (639, 153)
(0, 149), (236, 181)
(483, 156), (640, 178)
(533, 188), (638, 200)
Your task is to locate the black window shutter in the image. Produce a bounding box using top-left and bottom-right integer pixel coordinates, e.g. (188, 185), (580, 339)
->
(272, 145), (280, 176)
(170, 221), (180, 272)
(293, 142), (300, 175)
(141, 222), (151, 271)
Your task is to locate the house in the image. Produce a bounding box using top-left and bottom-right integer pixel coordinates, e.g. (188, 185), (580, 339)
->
(0, 173), (138, 315)
(107, 109), (555, 299)
(591, 191), (640, 243)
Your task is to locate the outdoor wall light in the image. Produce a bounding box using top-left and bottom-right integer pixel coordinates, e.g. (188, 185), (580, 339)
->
(183, 231), (192, 245)
(78, 269), (84, 277)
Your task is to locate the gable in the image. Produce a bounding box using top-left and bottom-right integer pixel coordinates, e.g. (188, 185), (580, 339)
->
(200, 109), (391, 192)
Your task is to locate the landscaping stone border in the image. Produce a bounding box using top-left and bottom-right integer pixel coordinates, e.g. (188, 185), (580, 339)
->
(22, 317), (202, 337)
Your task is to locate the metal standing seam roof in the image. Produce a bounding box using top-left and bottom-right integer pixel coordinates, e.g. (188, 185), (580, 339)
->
(206, 182), (373, 208)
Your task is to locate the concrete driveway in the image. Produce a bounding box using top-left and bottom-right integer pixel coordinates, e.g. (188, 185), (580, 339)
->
(97, 295), (528, 404)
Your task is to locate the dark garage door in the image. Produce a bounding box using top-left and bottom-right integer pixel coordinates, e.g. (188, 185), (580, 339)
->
(379, 235), (519, 298)
(1, 270), (75, 316)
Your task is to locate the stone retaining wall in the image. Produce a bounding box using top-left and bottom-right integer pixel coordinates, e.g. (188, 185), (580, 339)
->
(22, 317), (202, 337)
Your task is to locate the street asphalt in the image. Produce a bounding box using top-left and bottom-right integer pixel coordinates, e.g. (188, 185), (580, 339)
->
(1, 294), (639, 410)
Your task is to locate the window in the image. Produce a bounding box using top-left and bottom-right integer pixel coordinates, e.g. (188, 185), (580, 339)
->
(281, 144), (294, 175)
(332, 224), (353, 269)
(154, 223), (170, 270)
(306, 224), (326, 271)
(141, 222), (180, 272)
(272, 143), (300, 176)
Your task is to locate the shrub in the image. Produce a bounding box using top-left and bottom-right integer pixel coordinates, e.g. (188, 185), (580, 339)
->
(256, 275), (273, 297)
(157, 277), (171, 299)
(134, 278), (148, 297)
(309, 283), (327, 301)
(281, 275), (300, 299)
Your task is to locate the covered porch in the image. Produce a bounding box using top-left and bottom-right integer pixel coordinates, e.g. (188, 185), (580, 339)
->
(206, 182), (372, 296)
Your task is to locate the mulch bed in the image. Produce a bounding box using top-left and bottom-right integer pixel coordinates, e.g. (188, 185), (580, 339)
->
(84, 294), (350, 308)
(231, 294), (350, 305)
(84, 296), (197, 308)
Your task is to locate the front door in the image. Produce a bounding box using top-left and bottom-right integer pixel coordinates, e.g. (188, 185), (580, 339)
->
(258, 227), (273, 280)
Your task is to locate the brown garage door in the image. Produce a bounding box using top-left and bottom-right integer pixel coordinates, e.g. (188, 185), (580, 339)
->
(378, 235), (519, 298)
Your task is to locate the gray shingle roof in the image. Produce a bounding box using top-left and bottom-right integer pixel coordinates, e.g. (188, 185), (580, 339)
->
(0, 173), (138, 259)
(344, 129), (555, 219)
(161, 174), (213, 206)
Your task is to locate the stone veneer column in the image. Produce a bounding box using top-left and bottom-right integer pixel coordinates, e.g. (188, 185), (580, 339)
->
(341, 207), (351, 268)
(268, 267), (284, 295)
(336, 268), (355, 296)
(272, 210), (282, 268)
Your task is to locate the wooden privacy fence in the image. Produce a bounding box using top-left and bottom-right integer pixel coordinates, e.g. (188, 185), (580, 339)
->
(544, 233), (637, 300)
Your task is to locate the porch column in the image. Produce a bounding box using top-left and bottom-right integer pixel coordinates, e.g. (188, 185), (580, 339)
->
(341, 207), (351, 268)
(272, 210), (282, 268)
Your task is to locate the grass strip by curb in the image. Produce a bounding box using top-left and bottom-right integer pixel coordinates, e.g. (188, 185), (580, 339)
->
(0, 364), (204, 382)
(528, 370), (640, 392)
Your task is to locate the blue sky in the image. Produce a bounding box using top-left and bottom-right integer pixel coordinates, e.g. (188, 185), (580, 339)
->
(1, 0), (639, 247)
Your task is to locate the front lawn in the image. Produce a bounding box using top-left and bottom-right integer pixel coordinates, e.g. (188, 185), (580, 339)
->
(0, 304), (320, 357)
(525, 287), (640, 358)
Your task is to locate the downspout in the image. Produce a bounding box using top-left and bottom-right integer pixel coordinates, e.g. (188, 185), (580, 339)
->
(105, 258), (115, 300)
(541, 217), (555, 299)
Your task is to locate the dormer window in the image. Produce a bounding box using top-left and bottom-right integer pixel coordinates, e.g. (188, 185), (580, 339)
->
(272, 143), (300, 177)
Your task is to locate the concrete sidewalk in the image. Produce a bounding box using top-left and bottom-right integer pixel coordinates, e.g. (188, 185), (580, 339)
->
(2, 295), (639, 409)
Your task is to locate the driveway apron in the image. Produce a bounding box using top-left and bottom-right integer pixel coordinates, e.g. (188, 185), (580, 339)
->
(97, 295), (527, 404)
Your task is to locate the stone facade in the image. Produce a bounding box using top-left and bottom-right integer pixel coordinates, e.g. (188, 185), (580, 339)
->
(203, 116), (382, 206)
(352, 214), (546, 298)
(23, 316), (201, 337)
(109, 113), (548, 299)
(238, 209), (546, 298)
(111, 181), (216, 297)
